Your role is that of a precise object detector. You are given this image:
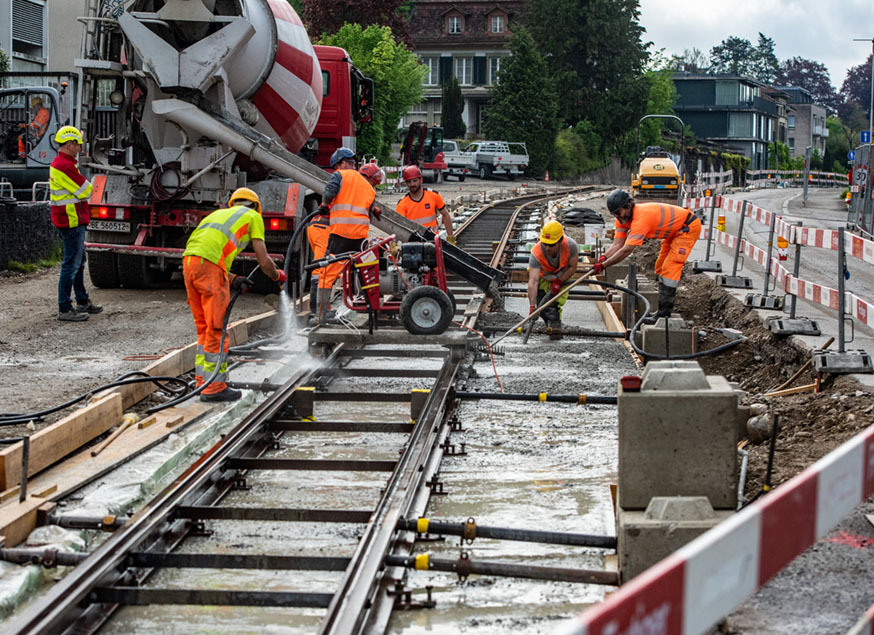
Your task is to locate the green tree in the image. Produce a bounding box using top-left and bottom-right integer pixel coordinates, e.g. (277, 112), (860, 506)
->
(302, 0), (412, 45)
(318, 24), (425, 162)
(441, 76), (466, 139)
(709, 36), (756, 76)
(751, 33), (778, 83)
(636, 69), (678, 152)
(483, 27), (558, 176)
(0, 47), (9, 73)
(522, 0), (649, 146)
(824, 115), (851, 172)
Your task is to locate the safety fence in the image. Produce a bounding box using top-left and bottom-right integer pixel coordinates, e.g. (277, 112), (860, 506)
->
(680, 194), (874, 329)
(745, 169), (848, 188)
(557, 422), (874, 635)
(684, 169), (733, 198)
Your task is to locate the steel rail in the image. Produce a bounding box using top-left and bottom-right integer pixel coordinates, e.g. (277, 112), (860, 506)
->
(7, 347), (344, 635)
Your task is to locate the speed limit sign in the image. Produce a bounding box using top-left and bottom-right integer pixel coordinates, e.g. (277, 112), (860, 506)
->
(855, 165), (869, 187)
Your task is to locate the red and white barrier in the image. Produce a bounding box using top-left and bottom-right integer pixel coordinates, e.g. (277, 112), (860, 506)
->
(557, 425), (874, 635)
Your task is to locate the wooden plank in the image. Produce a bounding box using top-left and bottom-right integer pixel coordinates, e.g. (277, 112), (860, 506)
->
(0, 393), (123, 491)
(763, 382), (817, 398)
(596, 298), (640, 366)
(96, 310), (277, 410)
(0, 402), (209, 547)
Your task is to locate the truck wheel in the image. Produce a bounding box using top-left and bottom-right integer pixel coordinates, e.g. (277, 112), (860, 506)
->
(478, 165), (487, 180)
(400, 286), (453, 335)
(87, 252), (120, 288)
(508, 173), (516, 181)
(459, 174), (466, 182)
(117, 254), (156, 289)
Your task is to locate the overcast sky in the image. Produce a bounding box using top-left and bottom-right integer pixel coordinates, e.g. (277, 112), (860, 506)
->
(638, 0), (874, 88)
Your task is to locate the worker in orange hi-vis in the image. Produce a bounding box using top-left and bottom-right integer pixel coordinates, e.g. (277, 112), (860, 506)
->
(182, 187), (286, 402)
(315, 148), (384, 323)
(395, 165), (456, 244)
(18, 96), (50, 159)
(595, 189), (701, 323)
(305, 206), (330, 317)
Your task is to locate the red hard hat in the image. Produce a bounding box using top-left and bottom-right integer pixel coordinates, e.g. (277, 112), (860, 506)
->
(402, 165), (422, 181)
(359, 162), (385, 185)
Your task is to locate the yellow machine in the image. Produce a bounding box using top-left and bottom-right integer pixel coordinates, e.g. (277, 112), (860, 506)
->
(631, 115), (685, 203)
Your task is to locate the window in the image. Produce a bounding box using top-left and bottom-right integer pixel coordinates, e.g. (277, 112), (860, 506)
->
(788, 137), (795, 152)
(488, 57), (502, 84)
(454, 57), (473, 85)
(448, 16), (461, 34)
(491, 15), (505, 33)
(421, 57), (437, 86)
(715, 81), (738, 106)
(728, 112), (752, 137)
(321, 71), (331, 97)
(788, 115), (795, 129)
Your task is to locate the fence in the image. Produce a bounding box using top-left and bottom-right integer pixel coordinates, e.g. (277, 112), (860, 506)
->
(0, 201), (57, 270)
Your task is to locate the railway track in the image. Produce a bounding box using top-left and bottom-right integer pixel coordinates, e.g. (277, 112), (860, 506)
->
(6, 186), (629, 634)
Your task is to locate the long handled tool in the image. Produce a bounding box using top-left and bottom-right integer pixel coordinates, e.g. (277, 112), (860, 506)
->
(521, 289), (555, 344)
(492, 268), (597, 346)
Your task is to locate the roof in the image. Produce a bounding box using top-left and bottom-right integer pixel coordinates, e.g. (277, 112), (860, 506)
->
(409, 0), (523, 46)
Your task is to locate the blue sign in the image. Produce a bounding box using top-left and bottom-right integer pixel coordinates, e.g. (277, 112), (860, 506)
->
(863, 130), (872, 144)
(849, 150), (856, 161)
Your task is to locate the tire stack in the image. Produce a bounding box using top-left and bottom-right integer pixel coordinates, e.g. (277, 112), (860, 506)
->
(0, 201), (56, 271)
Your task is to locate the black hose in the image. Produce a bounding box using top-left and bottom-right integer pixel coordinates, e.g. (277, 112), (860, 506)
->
(283, 207), (323, 301)
(570, 279), (746, 360)
(0, 374), (190, 427)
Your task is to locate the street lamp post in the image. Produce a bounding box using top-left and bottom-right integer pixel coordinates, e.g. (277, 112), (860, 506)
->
(853, 37), (874, 149)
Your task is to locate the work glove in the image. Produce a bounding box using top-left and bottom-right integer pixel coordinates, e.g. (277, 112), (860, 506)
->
(275, 269), (288, 285)
(447, 235), (457, 246)
(231, 275), (253, 293)
(318, 203), (330, 213)
(593, 256), (607, 275)
(550, 280), (562, 295)
(529, 305), (536, 315)
(370, 204), (383, 220)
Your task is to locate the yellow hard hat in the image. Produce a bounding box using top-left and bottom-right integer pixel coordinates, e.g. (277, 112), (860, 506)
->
(31, 96), (43, 107)
(55, 125), (83, 145)
(540, 220), (564, 245)
(228, 187), (262, 214)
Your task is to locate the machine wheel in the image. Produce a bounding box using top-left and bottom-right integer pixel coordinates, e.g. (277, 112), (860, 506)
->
(446, 290), (458, 318)
(458, 174), (466, 182)
(87, 252), (120, 288)
(399, 286), (453, 335)
(478, 165), (489, 180)
(117, 254), (156, 289)
(508, 173), (516, 181)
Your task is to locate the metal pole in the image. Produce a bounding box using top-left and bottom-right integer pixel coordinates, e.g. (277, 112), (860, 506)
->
(704, 195), (717, 263)
(731, 201), (749, 276)
(625, 264), (638, 326)
(858, 38), (874, 150)
(397, 518), (616, 549)
(838, 227), (847, 353)
(790, 222), (803, 319)
(763, 212), (777, 295)
(802, 145), (812, 207)
(19, 435), (30, 503)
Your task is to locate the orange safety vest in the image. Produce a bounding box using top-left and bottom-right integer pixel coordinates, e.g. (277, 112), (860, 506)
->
(531, 237), (570, 276)
(617, 202), (697, 245)
(329, 170), (375, 240)
(396, 189), (444, 230)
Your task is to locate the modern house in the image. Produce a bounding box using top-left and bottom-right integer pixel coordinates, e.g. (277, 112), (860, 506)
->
(403, 0), (523, 136)
(776, 86), (828, 159)
(672, 72), (779, 170)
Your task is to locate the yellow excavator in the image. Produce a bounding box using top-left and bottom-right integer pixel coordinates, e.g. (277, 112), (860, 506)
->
(631, 114), (685, 203)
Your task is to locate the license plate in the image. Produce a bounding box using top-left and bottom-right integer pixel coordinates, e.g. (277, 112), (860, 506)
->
(89, 220), (130, 232)
(653, 185), (665, 189)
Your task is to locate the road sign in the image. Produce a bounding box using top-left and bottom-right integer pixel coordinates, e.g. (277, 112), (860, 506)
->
(848, 150), (856, 161)
(862, 130), (872, 144)
(855, 165), (869, 187)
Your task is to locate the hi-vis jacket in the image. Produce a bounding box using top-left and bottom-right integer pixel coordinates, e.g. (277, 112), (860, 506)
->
(327, 169), (375, 240)
(531, 236), (571, 278)
(183, 205), (266, 272)
(396, 189), (445, 230)
(49, 152), (92, 228)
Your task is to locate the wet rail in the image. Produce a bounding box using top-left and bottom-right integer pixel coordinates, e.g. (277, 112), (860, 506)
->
(5, 186), (616, 635)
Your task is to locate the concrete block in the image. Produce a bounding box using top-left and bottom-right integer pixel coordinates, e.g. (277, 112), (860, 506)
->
(618, 361), (740, 509)
(641, 317), (697, 357)
(617, 496), (733, 582)
(619, 276), (658, 325)
(604, 263), (629, 285)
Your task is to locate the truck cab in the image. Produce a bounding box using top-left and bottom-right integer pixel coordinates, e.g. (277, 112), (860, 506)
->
(0, 85), (65, 199)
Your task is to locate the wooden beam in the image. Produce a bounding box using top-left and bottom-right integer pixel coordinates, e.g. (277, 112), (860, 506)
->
(0, 393), (123, 491)
(763, 382), (818, 398)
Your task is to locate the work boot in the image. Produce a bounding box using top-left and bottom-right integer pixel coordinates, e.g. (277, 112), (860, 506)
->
(642, 284), (677, 325)
(77, 300), (103, 314)
(542, 304), (560, 323)
(58, 308), (89, 322)
(201, 387), (242, 402)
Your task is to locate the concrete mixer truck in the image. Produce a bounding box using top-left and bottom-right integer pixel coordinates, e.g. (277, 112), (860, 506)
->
(78, 0), (374, 290)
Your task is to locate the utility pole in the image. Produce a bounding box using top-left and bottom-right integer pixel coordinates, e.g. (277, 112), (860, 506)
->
(802, 145), (812, 207)
(853, 37), (874, 150)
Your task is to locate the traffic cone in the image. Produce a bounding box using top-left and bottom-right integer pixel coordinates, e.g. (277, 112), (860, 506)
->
(545, 170), (550, 182)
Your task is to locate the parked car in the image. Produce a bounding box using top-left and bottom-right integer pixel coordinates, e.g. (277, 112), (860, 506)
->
(461, 141), (529, 180)
(441, 139), (474, 181)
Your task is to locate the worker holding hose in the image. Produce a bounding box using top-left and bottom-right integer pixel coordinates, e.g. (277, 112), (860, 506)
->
(182, 187), (286, 402)
(314, 148), (384, 323)
(598, 189), (701, 322)
(527, 220), (579, 326)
